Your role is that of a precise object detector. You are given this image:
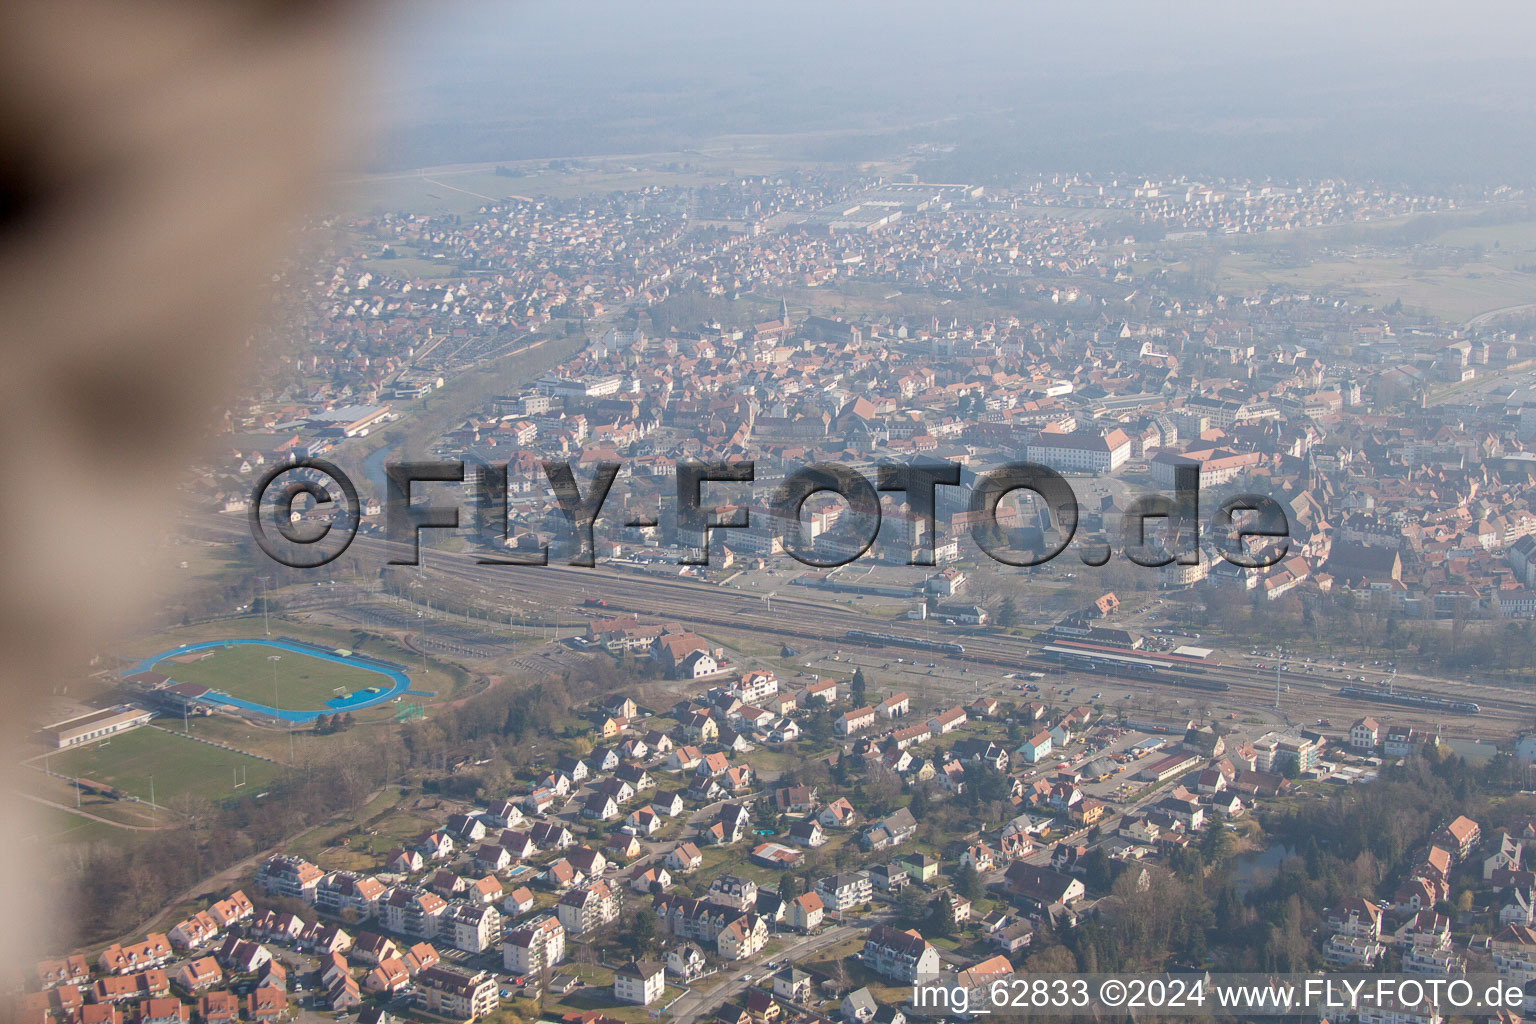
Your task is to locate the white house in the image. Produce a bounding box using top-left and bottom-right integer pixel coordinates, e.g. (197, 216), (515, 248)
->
(613, 960), (665, 1006)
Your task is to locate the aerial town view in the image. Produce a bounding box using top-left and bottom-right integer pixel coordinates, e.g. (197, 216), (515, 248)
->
(12, 4), (1536, 1024)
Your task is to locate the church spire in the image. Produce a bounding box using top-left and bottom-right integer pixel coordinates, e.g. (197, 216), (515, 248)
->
(780, 296), (790, 325)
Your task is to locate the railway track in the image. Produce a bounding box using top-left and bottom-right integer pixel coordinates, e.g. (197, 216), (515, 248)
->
(184, 512), (1535, 729)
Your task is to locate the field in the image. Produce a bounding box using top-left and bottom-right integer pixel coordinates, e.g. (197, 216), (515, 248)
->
(158, 644), (387, 711)
(1213, 251), (1536, 323)
(324, 135), (905, 216)
(121, 617), (463, 722)
(21, 804), (127, 847)
(49, 727), (284, 806)
(1153, 211), (1536, 324)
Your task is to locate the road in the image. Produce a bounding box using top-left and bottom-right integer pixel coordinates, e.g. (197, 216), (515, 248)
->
(666, 924), (859, 1024)
(1468, 302), (1536, 328)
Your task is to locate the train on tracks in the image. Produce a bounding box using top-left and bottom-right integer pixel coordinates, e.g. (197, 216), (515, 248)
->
(1338, 685), (1479, 715)
(843, 629), (965, 656)
(1038, 637), (1231, 692)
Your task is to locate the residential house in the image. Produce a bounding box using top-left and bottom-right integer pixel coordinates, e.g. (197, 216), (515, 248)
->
(254, 855), (323, 903)
(1328, 897), (1383, 941)
(861, 925), (941, 983)
(789, 820), (826, 848)
(197, 992), (238, 1024)
(667, 843), (704, 873)
(629, 865), (672, 895)
(1323, 934), (1385, 968)
(245, 985), (286, 1024)
(170, 958), (222, 996)
(1003, 863), (1085, 910)
(706, 875), (758, 911)
(168, 913), (220, 953)
(501, 915), (565, 976)
(819, 798), (857, 829)
(529, 822), (574, 849)
(364, 958), (410, 994)
(1350, 717), (1381, 750)
(415, 966), (498, 1021)
(614, 960), (666, 1006)
(502, 886), (535, 918)
(667, 943), (707, 982)
(862, 807), (918, 851)
(315, 871), (386, 920)
(717, 915), (769, 960)
(1486, 834), (1523, 880)
(867, 862), (909, 893)
(842, 988), (878, 1024)
(773, 967), (813, 1003)
(207, 891), (254, 930)
(555, 880), (621, 936)
(443, 901), (501, 954)
(1017, 731), (1054, 764)
(788, 892), (825, 933)
(816, 872), (872, 914)
(837, 707), (878, 736)
(98, 936), (173, 975)
(928, 707), (967, 735)
(1437, 816), (1481, 860)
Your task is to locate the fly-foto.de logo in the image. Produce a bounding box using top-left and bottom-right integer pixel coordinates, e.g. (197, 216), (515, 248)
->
(248, 457), (1290, 571)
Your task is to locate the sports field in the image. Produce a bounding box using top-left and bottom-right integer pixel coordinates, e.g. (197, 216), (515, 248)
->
(161, 644), (387, 712)
(135, 638), (419, 722)
(50, 727), (283, 805)
(23, 805), (125, 845)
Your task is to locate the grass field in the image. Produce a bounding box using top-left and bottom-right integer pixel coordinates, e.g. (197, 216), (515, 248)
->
(1212, 251), (1536, 323)
(1154, 213), (1536, 324)
(323, 138), (889, 216)
(22, 805), (128, 846)
(124, 617), (462, 720)
(160, 644), (387, 711)
(50, 727), (284, 806)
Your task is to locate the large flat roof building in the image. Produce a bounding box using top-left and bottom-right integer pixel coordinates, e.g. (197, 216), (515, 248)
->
(44, 707), (155, 749)
(1026, 428), (1132, 474)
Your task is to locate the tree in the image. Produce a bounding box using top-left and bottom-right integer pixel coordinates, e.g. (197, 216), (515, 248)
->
(956, 862), (984, 901)
(996, 596), (1021, 628)
(779, 872), (803, 900)
(624, 909), (656, 958)
(895, 883), (927, 925)
(1024, 944), (1077, 974)
(964, 764), (1013, 807)
(830, 753), (849, 786)
(926, 893), (957, 937)
(850, 669), (868, 709)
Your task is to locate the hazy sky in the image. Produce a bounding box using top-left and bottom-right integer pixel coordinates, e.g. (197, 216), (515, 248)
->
(360, 1), (1536, 185)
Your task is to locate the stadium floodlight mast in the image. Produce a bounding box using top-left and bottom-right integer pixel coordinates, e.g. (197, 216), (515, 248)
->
(259, 575), (272, 636)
